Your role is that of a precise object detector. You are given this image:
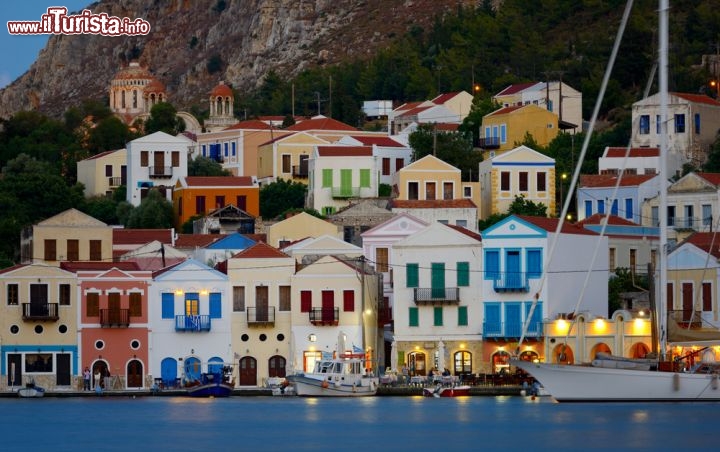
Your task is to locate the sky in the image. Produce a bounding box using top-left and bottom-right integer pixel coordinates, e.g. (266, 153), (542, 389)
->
(1, 1), (95, 89)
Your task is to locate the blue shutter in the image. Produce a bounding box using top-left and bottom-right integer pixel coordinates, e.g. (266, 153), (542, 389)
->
(625, 198), (633, 220)
(611, 199), (618, 216)
(485, 250), (499, 280)
(598, 199), (605, 214)
(232, 141), (236, 156)
(584, 200), (592, 218)
(526, 249), (542, 278)
(209, 292), (221, 319)
(161, 293), (174, 319)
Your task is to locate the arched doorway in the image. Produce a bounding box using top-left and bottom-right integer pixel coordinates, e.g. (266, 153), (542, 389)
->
(552, 344), (574, 364)
(269, 355), (286, 378)
(92, 360), (108, 389)
(127, 360), (143, 388)
(184, 357), (201, 384)
(591, 343), (612, 360)
(239, 356), (257, 386)
(208, 356), (224, 374)
(407, 352), (426, 376)
(492, 351), (510, 374)
(160, 357), (177, 387)
(519, 350), (539, 362)
(629, 342), (650, 359)
(453, 351), (472, 375)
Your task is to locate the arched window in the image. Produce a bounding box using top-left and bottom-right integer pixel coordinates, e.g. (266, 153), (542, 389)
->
(269, 355), (286, 378)
(552, 344), (574, 364)
(591, 342), (612, 360)
(630, 342), (650, 359)
(453, 350), (472, 375)
(407, 351), (426, 376)
(492, 351), (510, 374)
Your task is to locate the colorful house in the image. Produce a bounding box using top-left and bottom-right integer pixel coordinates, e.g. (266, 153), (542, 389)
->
(576, 173), (661, 223)
(336, 135), (412, 186)
(493, 81), (582, 133)
(265, 212), (341, 248)
(256, 131), (329, 185)
(480, 104), (560, 153)
(172, 175), (259, 229)
(76, 148), (127, 197)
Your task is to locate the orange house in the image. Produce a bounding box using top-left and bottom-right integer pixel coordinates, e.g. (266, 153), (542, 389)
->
(172, 176), (260, 229)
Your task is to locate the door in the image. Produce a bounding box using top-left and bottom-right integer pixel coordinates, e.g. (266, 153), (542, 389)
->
(127, 359), (143, 388)
(92, 361), (108, 389)
(682, 282), (693, 322)
(7, 354), (21, 387)
(322, 290), (334, 323)
(30, 284), (48, 317)
(239, 357), (257, 386)
(484, 304), (501, 335)
(269, 355), (286, 378)
(256, 286), (268, 322)
(154, 151), (165, 175)
(408, 352), (426, 376)
(161, 358), (177, 387)
(340, 169), (352, 196)
(184, 357), (201, 383)
(431, 263), (445, 299)
(505, 251), (521, 289)
(108, 292), (121, 324)
(505, 303), (521, 336)
(56, 353), (71, 386)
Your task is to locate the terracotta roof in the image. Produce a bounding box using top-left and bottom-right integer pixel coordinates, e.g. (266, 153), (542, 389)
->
(224, 120), (274, 131)
(389, 199), (477, 209)
(112, 62), (154, 81)
(434, 123), (460, 131)
(183, 176), (255, 187)
(60, 261), (141, 272)
(671, 92), (720, 107)
(113, 229), (174, 245)
(143, 78), (165, 93)
(83, 149), (121, 161)
(231, 242), (289, 259)
(431, 92), (463, 104)
(286, 117), (358, 132)
(174, 234), (224, 248)
(211, 82), (233, 97)
(603, 147), (659, 158)
(487, 105), (524, 116)
(349, 136), (404, 147)
(684, 232), (720, 258)
(393, 101), (425, 112)
(516, 215), (598, 236)
(397, 105), (433, 118)
(576, 213), (641, 227)
(579, 174), (656, 188)
(317, 146), (373, 157)
(696, 172), (720, 186)
(0, 264), (28, 274)
(242, 233), (266, 243)
(445, 224), (482, 242)
(495, 82), (538, 96)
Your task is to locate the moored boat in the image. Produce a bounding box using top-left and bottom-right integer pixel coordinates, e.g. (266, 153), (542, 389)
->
(287, 355), (378, 397)
(422, 383), (471, 398)
(186, 366), (235, 397)
(17, 380), (45, 398)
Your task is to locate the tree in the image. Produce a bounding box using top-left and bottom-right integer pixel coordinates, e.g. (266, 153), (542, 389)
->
(702, 133), (720, 172)
(259, 179), (307, 219)
(408, 124), (483, 181)
(188, 156), (232, 176)
(88, 116), (132, 154)
(124, 190), (174, 228)
(144, 103), (185, 135)
(478, 195), (548, 231)
(80, 195), (121, 225)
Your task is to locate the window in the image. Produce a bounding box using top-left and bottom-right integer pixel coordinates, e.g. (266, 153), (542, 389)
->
(456, 219), (467, 228)
(409, 307), (419, 327)
(457, 262), (469, 287)
(500, 172), (510, 191)
(433, 306), (443, 326)
(282, 154), (291, 173)
(105, 165), (113, 177)
(375, 248), (388, 273)
(652, 206), (659, 226)
(406, 263), (419, 288)
(703, 204), (712, 227)
(67, 240), (79, 261)
(458, 306), (468, 326)
(172, 151), (180, 167)
(584, 200), (592, 218)
(360, 169), (371, 188)
(625, 198), (633, 220)
(322, 169), (333, 188)
(703, 282), (712, 311)
(500, 124), (507, 144)
(395, 158), (404, 171)
(526, 249), (542, 278)
(279, 286), (291, 311)
(443, 182), (453, 200)
(300, 290), (312, 312)
(161, 293), (174, 319)
(519, 172), (528, 191)
(129, 292), (142, 317)
(382, 158), (390, 176)
(209, 293), (221, 319)
(694, 113), (701, 134)
(215, 196), (225, 209)
(536, 173), (546, 191)
(236, 195), (246, 211)
(639, 115), (650, 134)
(232, 286), (245, 311)
(59, 284), (71, 306)
(674, 114), (685, 133)
(630, 249), (637, 274)
(463, 186), (472, 198)
(44, 239), (57, 261)
(484, 250), (499, 279)
(598, 199), (605, 214)
(425, 182), (436, 200)
(408, 182), (419, 200)
(609, 248), (616, 271)
(25, 353), (53, 373)
(656, 114), (661, 134)
(140, 151), (148, 167)
(343, 290), (354, 312)
(7, 283), (18, 305)
(86, 293), (99, 317)
(196, 196), (206, 215)
(185, 294), (199, 316)
(667, 205), (675, 227)
(89, 240), (102, 261)
(611, 199), (618, 216)
(684, 205), (694, 228)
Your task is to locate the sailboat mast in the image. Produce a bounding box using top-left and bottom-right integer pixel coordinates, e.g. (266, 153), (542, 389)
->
(657, 0), (669, 362)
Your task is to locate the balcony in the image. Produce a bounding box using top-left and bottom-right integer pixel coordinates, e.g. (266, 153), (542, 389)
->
(100, 309), (130, 327)
(22, 303), (59, 321)
(309, 307), (339, 326)
(292, 163), (308, 178)
(108, 177), (123, 187)
(148, 166), (173, 178)
(477, 136), (500, 149)
(331, 187), (360, 199)
(492, 273), (530, 293)
(175, 315), (211, 332)
(483, 321), (543, 339)
(247, 307), (276, 326)
(413, 287), (460, 305)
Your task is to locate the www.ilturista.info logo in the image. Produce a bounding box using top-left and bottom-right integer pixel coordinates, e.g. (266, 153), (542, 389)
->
(7, 7), (151, 36)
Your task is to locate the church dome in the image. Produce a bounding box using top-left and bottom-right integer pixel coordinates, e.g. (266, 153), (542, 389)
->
(144, 78), (166, 94)
(211, 81), (233, 97)
(113, 61), (154, 81)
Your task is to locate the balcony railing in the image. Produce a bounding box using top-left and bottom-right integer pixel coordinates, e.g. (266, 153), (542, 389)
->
(653, 217), (712, 231)
(492, 272), (530, 293)
(175, 315), (211, 332)
(21, 303), (59, 321)
(247, 306), (276, 325)
(148, 166), (173, 178)
(477, 136), (500, 149)
(309, 307), (339, 326)
(413, 287), (460, 305)
(108, 177), (123, 187)
(483, 321), (543, 338)
(331, 187), (360, 198)
(292, 164), (308, 178)
(100, 309), (130, 327)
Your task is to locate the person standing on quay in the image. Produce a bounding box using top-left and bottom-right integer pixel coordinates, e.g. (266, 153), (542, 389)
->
(83, 367), (91, 391)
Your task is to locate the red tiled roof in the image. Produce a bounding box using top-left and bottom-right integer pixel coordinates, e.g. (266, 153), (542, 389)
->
(113, 229), (174, 245)
(576, 213), (641, 227)
(516, 215), (598, 236)
(224, 120), (274, 131)
(60, 261), (141, 272)
(390, 199), (477, 209)
(672, 92), (720, 107)
(445, 224), (482, 242)
(495, 82), (538, 96)
(431, 92), (462, 104)
(684, 232), (720, 259)
(393, 101), (425, 112)
(434, 123), (459, 131)
(349, 136), (404, 147)
(286, 117), (358, 132)
(144, 79), (166, 93)
(242, 233), (266, 243)
(0, 264), (28, 274)
(397, 105), (432, 118)
(83, 149), (121, 161)
(211, 82), (233, 97)
(183, 176), (255, 187)
(603, 147), (659, 158)
(174, 234), (225, 248)
(579, 174), (656, 188)
(696, 172), (720, 186)
(487, 105), (524, 116)
(231, 242), (289, 259)
(317, 146), (373, 157)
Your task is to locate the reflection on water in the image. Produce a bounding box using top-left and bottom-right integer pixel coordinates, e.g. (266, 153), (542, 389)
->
(0, 396), (717, 451)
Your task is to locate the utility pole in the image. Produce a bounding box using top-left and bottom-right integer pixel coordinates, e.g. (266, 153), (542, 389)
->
(328, 76), (332, 118)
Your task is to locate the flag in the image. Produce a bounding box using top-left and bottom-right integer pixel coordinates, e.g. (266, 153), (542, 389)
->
(352, 344), (363, 354)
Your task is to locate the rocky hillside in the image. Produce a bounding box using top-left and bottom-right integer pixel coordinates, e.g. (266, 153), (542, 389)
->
(0, 0), (479, 119)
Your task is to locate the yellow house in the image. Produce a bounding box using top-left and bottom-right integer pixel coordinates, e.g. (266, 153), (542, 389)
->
(0, 264), (79, 390)
(265, 212), (341, 248)
(478, 145), (556, 219)
(256, 132), (329, 185)
(481, 104), (560, 153)
(76, 148), (127, 197)
(20, 209), (114, 266)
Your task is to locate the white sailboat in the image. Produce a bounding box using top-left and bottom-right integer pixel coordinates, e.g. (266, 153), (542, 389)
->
(512, 0), (720, 402)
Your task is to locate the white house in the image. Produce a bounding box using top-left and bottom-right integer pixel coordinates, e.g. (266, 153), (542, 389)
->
(576, 173), (661, 223)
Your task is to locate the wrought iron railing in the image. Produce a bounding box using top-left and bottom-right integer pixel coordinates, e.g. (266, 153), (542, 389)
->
(21, 303), (59, 321)
(483, 321), (543, 338)
(412, 287), (460, 304)
(100, 309), (130, 327)
(148, 166), (173, 178)
(247, 307), (276, 325)
(175, 315), (211, 332)
(492, 272), (530, 292)
(309, 307), (339, 325)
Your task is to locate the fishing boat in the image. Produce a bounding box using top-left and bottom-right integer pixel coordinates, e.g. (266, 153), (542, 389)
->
(422, 383), (471, 398)
(512, 0), (720, 402)
(286, 354), (378, 397)
(186, 366), (235, 397)
(17, 379), (45, 398)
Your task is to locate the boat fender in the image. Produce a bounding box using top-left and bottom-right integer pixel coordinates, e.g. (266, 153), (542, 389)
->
(672, 373), (680, 392)
(321, 380), (329, 389)
(712, 373), (719, 390)
(334, 380), (341, 388)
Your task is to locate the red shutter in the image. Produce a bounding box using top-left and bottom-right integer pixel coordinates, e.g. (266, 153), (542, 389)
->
(343, 290), (354, 312)
(300, 290), (311, 312)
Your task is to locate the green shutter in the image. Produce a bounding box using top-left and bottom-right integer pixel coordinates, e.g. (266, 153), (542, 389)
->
(431, 262), (445, 298)
(360, 169), (370, 187)
(340, 169), (352, 196)
(458, 306), (468, 326)
(322, 169), (333, 188)
(406, 263), (419, 288)
(457, 262), (469, 287)
(409, 307), (419, 327)
(434, 306), (443, 326)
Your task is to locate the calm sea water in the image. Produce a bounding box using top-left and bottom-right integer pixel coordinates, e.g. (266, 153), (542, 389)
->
(2, 395), (716, 451)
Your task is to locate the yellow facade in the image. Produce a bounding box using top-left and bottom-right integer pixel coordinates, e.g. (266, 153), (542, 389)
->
(76, 148), (127, 197)
(394, 155), (463, 201)
(482, 104), (560, 152)
(266, 212), (341, 248)
(257, 133), (329, 182)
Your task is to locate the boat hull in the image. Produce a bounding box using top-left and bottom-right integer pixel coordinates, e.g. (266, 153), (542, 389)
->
(512, 358), (720, 402)
(422, 385), (471, 397)
(187, 383), (234, 397)
(287, 374), (377, 397)
(18, 387), (45, 398)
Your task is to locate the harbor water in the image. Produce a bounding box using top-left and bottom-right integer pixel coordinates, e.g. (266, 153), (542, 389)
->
(2, 395), (715, 451)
